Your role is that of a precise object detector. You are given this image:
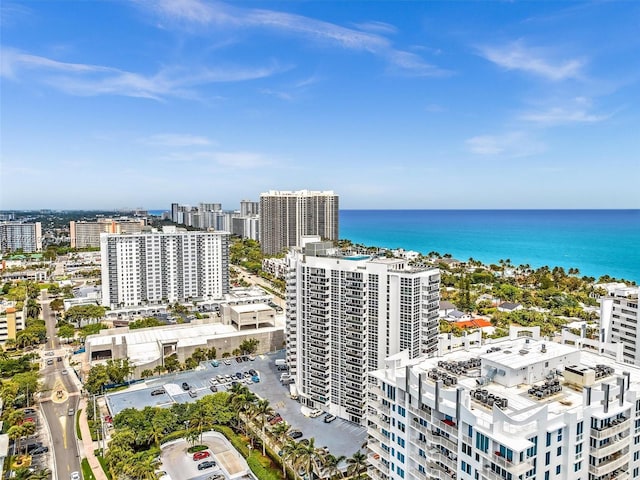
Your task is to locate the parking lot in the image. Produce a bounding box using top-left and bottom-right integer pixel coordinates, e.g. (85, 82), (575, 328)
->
(106, 351), (367, 459)
(160, 432), (251, 480)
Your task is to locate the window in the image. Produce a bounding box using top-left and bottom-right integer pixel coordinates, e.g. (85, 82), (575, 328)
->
(546, 432), (551, 447)
(556, 465), (561, 475)
(574, 462), (581, 472)
(545, 452), (550, 466)
(557, 447), (562, 456)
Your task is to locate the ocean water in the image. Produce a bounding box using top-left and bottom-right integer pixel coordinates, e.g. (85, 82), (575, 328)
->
(339, 210), (640, 283)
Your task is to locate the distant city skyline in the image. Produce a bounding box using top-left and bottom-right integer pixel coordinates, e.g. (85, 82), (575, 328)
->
(2, 1), (639, 210)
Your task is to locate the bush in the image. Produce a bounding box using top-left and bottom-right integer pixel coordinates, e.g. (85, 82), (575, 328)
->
(187, 444), (208, 453)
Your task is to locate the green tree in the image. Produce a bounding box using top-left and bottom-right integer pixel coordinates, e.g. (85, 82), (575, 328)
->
(164, 354), (180, 373)
(85, 364), (110, 394)
(129, 317), (164, 330)
(293, 437), (324, 480)
(322, 454), (346, 480)
(141, 369), (154, 379)
(238, 338), (260, 355)
(57, 324), (75, 343)
(346, 451), (367, 480)
(253, 398), (274, 455)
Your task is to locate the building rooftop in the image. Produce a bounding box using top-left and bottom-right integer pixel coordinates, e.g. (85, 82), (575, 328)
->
(376, 336), (638, 427)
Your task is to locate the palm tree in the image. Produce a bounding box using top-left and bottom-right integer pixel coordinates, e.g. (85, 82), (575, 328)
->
(254, 398), (274, 455)
(346, 451), (367, 480)
(124, 454), (160, 480)
(26, 468), (51, 480)
(321, 453), (346, 480)
(281, 439), (299, 479)
(141, 369), (154, 379)
(293, 437), (323, 480)
(20, 421), (36, 453)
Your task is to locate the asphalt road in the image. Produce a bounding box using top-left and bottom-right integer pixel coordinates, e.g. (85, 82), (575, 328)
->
(40, 290), (82, 480)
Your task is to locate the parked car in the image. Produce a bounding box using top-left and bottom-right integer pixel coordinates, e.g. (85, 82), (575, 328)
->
(207, 475), (225, 480)
(193, 451), (211, 461)
(248, 369), (257, 376)
(188, 390), (197, 398)
(248, 355), (256, 361)
(57, 357), (62, 362)
(252, 376), (260, 383)
(26, 443), (43, 453)
(235, 372), (243, 379)
(308, 409), (323, 418)
(104, 415), (113, 423)
(23, 408), (37, 415)
(46, 359), (54, 365)
(210, 385), (218, 393)
(288, 430), (303, 439)
(223, 359), (231, 365)
(181, 382), (190, 391)
(268, 413), (282, 425)
(211, 360), (220, 367)
(70, 472), (80, 480)
(323, 414), (337, 423)
(61, 369), (68, 375)
(31, 446), (49, 455)
(151, 388), (165, 396)
(198, 460), (217, 470)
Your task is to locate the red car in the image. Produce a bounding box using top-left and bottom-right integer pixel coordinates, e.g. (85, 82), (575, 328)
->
(104, 415), (113, 423)
(193, 451), (211, 461)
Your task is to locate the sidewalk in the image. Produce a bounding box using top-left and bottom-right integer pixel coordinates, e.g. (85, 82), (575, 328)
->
(77, 397), (109, 480)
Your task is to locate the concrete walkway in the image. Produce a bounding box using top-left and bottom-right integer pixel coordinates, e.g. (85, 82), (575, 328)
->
(77, 397), (109, 480)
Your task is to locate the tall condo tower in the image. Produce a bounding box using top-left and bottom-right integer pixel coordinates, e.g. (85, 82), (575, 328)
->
(0, 222), (42, 253)
(100, 226), (229, 309)
(259, 190), (339, 255)
(285, 245), (440, 424)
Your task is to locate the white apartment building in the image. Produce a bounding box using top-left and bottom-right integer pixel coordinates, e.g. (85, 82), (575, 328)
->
(70, 219), (145, 248)
(286, 246), (439, 424)
(368, 332), (640, 480)
(602, 286), (640, 366)
(100, 227), (229, 309)
(0, 222), (42, 253)
(259, 190), (339, 255)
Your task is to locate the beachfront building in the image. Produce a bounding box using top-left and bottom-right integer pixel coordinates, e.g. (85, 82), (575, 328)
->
(286, 243), (440, 424)
(259, 190), (339, 255)
(602, 286), (640, 366)
(368, 329), (640, 480)
(100, 226), (229, 309)
(0, 222), (42, 253)
(70, 219), (145, 248)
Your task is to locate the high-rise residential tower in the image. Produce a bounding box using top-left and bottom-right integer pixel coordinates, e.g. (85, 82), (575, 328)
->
(70, 219), (145, 248)
(259, 190), (339, 255)
(367, 334), (640, 480)
(100, 226), (229, 309)
(602, 286), (640, 366)
(0, 222), (42, 253)
(285, 245), (440, 424)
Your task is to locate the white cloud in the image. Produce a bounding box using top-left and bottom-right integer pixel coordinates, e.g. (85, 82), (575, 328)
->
(140, 133), (214, 147)
(478, 41), (585, 81)
(466, 131), (544, 157)
(147, 0), (447, 77)
(159, 150), (272, 168)
(352, 21), (398, 35)
(1, 47), (283, 99)
(521, 107), (609, 125)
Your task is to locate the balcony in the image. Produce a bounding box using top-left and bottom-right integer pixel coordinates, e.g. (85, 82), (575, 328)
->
(588, 451), (630, 477)
(429, 451), (457, 471)
(427, 430), (457, 450)
(492, 453), (534, 475)
(592, 438), (631, 459)
(591, 418), (631, 439)
(426, 461), (454, 478)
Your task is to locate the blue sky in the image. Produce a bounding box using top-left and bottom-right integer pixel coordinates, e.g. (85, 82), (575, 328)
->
(1, 1), (639, 210)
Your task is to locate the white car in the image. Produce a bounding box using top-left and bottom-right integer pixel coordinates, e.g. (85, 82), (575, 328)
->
(70, 472), (81, 480)
(309, 408), (323, 418)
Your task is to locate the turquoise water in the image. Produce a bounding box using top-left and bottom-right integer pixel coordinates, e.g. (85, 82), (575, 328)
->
(339, 210), (640, 283)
